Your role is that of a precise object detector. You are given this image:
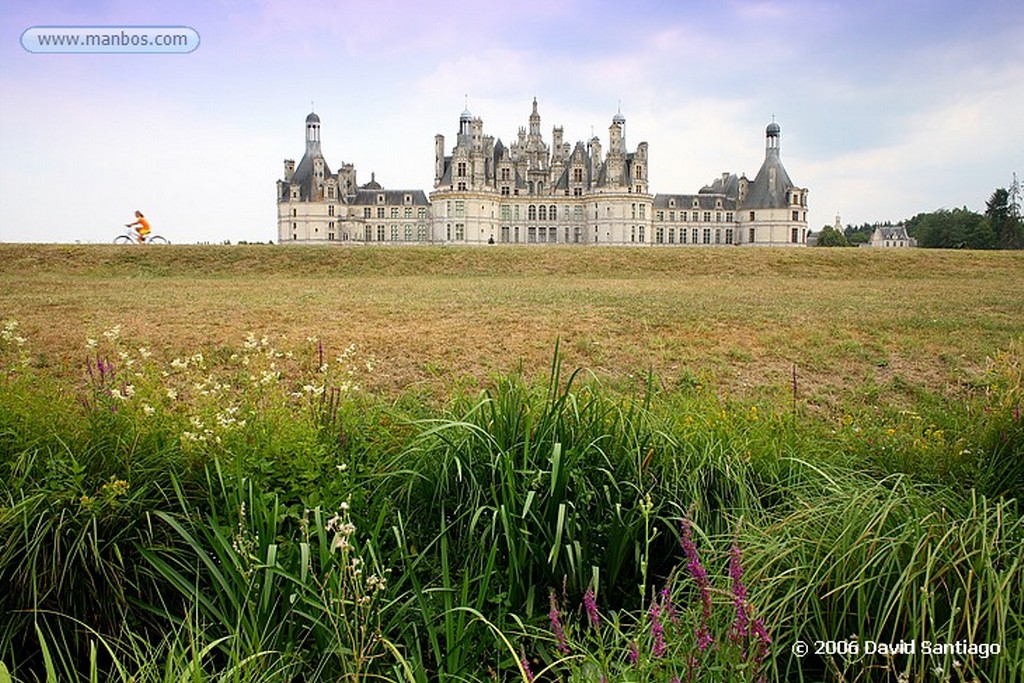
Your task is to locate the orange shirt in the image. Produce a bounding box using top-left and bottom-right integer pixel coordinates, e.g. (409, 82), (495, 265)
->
(133, 216), (151, 233)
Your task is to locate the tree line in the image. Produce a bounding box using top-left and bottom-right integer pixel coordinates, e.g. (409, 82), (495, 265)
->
(814, 183), (1023, 249)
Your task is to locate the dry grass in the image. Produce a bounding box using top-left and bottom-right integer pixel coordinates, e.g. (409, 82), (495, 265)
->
(2, 243), (1022, 407)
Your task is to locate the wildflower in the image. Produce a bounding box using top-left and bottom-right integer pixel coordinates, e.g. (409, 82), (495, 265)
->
(170, 357), (188, 370)
(142, 403), (155, 416)
(729, 543), (750, 644)
(659, 581), (679, 625)
(103, 324), (121, 342)
(650, 600), (667, 657)
(751, 617), (771, 670)
(86, 337), (98, 350)
(519, 646), (534, 682)
(627, 641), (639, 666)
(681, 516), (713, 650)
(166, 388), (178, 400)
(548, 589), (569, 654)
(582, 585), (600, 629)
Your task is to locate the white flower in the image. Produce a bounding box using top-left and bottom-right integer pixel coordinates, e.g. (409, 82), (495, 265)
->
(170, 358), (188, 370)
(138, 347), (152, 359)
(142, 403), (155, 416)
(166, 388), (178, 400)
(102, 325), (122, 341)
(86, 338), (98, 349)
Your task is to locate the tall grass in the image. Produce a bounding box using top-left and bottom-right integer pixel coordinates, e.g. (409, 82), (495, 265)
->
(1, 325), (1021, 681)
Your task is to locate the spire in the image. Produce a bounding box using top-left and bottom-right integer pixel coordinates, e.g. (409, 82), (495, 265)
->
(305, 110), (321, 155)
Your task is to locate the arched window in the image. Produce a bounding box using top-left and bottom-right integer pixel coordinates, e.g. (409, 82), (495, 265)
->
(538, 205), (547, 221)
(528, 205), (537, 220)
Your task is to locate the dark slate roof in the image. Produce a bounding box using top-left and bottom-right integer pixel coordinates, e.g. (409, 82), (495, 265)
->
(351, 189), (430, 206)
(652, 194), (736, 210)
(699, 173), (740, 198)
(742, 148), (795, 210)
(286, 151), (333, 201)
(875, 225), (910, 240)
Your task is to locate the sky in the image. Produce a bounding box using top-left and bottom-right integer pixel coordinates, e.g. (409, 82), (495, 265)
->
(1, 0), (1022, 244)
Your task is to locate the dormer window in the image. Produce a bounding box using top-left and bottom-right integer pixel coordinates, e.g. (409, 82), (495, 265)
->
(377, 194), (385, 205)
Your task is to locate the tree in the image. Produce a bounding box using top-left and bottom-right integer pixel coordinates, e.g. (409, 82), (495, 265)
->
(815, 225), (850, 247)
(985, 187), (1024, 249)
(906, 207), (992, 249)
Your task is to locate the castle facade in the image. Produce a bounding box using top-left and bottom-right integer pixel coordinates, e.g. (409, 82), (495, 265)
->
(277, 100), (808, 246)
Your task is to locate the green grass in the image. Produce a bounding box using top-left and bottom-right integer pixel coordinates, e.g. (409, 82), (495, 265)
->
(1, 245), (1022, 681)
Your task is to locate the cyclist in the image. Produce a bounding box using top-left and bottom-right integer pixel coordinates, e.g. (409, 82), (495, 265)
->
(126, 210), (151, 243)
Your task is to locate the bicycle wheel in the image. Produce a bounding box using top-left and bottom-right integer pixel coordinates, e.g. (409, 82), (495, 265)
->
(114, 235), (133, 244)
(147, 235), (169, 244)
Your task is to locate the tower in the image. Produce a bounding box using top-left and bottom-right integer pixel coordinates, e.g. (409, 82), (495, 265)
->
(305, 112), (322, 155)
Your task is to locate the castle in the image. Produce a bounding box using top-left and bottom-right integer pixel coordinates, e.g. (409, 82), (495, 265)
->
(277, 99), (808, 246)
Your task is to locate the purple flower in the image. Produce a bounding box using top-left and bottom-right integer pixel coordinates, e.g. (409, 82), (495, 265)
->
(583, 586), (600, 629)
(660, 581), (679, 625)
(729, 543), (750, 645)
(519, 646), (534, 682)
(751, 617), (772, 673)
(650, 600), (667, 657)
(628, 641), (639, 666)
(681, 517), (713, 649)
(549, 589), (569, 654)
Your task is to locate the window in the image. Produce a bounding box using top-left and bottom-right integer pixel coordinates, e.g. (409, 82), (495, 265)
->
(418, 207), (426, 219)
(291, 208), (296, 217)
(328, 204), (335, 217)
(539, 205), (547, 221)
(404, 194), (412, 205)
(639, 205), (646, 219)
(391, 225), (398, 241)
(501, 186), (510, 196)
(639, 226), (645, 243)
(657, 211), (664, 222)
(501, 205), (510, 220)
(457, 182), (466, 191)
(715, 229), (721, 244)
(749, 227), (755, 243)
(703, 228), (711, 244)
(631, 203), (637, 219)
(391, 207), (399, 219)
(573, 168), (583, 182)
(726, 212), (734, 222)
(692, 228), (699, 243)
(404, 207), (412, 219)
(630, 226), (636, 243)
(668, 210), (675, 222)
(791, 227), (799, 243)
(405, 225), (413, 241)
(514, 205), (521, 220)
(501, 167), (510, 181)
(377, 194), (384, 204)
(749, 211), (755, 221)
(704, 212), (712, 222)
(716, 212), (722, 223)
(455, 223), (465, 240)
(528, 227), (536, 243)
(457, 162), (466, 177)
(377, 225), (385, 241)
(655, 227), (664, 243)
(528, 205), (537, 220)
(417, 224), (427, 241)
(681, 211), (687, 222)
(364, 226), (372, 241)
(550, 206), (557, 220)
(792, 210), (800, 221)
(455, 201), (465, 217)
(501, 226), (510, 242)
(377, 207), (385, 218)
(573, 205), (582, 221)
(725, 228), (734, 244)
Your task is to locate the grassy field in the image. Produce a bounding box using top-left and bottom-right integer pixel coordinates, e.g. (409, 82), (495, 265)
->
(1, 243), (1022, 682)
(2, 244), (1022, 406)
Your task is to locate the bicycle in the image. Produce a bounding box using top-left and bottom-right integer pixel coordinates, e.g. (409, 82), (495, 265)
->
(114, 228), (169, 244)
